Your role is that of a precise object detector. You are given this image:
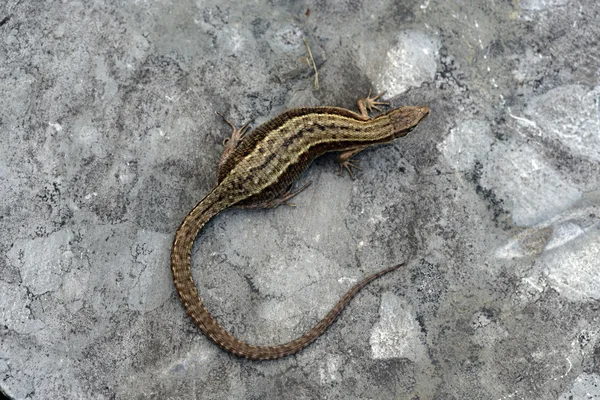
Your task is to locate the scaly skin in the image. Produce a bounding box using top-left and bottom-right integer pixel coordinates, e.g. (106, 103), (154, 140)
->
(171, 93), (429, 360)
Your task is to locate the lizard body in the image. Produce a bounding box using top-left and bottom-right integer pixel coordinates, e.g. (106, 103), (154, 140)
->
(171, 92), (429, 360)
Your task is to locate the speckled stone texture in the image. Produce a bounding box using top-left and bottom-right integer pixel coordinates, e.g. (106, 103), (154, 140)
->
(1, 0), (599, 399)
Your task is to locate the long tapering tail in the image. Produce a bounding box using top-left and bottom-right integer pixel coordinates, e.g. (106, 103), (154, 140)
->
(171, 190), (404, 360)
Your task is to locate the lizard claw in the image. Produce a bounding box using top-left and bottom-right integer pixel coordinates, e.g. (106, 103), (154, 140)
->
(364, 88), (390, 113)
(216, 111), (251, 150)
(338, 159), (361, 178)
(274, 181), (313, 208)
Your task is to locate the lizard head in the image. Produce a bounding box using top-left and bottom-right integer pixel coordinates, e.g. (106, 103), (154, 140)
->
(389, 105), (430, 138)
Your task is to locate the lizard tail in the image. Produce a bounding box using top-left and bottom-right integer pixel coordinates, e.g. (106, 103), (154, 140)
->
(250, 262), (404, 360)
(171, 190), (404, 360)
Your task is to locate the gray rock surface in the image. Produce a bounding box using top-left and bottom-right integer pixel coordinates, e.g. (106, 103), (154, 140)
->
(1, 0), (599, 399)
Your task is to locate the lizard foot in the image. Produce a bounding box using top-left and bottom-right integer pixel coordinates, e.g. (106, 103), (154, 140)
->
(216, 111), (251, 150)
(361, 89), (390, 113)
(336, 145), (367, 178)
(272, 181), (313, 207)
(338, 159), (361, 178)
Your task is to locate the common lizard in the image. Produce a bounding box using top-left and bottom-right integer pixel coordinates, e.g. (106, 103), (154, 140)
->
(171, 91), (429, 360)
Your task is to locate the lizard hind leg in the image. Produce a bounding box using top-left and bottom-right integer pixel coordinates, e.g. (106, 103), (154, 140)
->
(275, 181), (313, 207)
(215, 111), (252, 182)
(236, 181), (313, 209)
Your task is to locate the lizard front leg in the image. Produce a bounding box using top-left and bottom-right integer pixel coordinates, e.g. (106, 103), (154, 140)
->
(337, 147), (366, 177)
(355, 88), (390, 119)
(337, 89), (390, 176)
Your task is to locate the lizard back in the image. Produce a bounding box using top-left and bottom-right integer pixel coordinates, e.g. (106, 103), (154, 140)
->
(217, 106), (428, 207)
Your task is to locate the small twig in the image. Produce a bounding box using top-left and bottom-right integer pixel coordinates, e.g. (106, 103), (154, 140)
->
(303, 38), (319, 90)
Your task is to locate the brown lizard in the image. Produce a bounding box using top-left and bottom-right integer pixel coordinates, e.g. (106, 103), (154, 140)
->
(171, 91), (429, 360)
